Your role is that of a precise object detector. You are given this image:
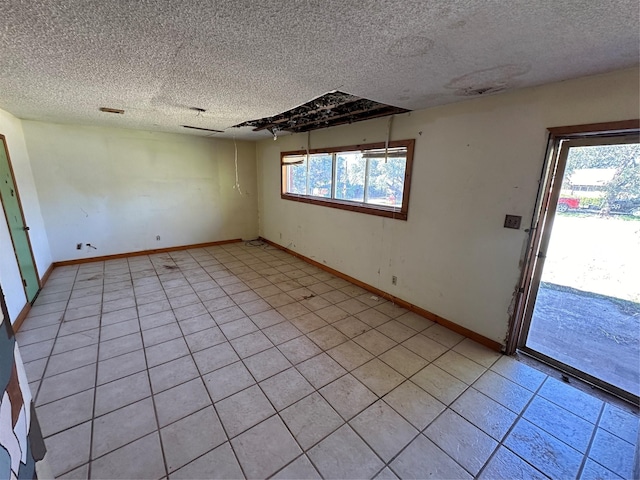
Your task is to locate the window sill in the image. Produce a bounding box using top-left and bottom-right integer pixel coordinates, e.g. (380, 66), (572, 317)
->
(281, 193), (408, 220)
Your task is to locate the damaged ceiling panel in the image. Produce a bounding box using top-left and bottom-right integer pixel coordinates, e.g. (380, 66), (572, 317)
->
(233, 92), (409, 134)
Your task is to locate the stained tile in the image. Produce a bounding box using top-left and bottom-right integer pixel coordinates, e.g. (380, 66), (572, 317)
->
(422, 323), (464, 348)
(395, 311), (433, 331)
(452, 387), (517, 441)
(333, 316), (370, 338)
(178, 313), (216, 335)
(425, 409), (498, 475)
(315, 305), (350, 324)
(250, 309), (287, 329)
(216, 385), (276, 437)
(170, 442), (243, 480)
(353, 329), (397, 356)
(272, 455), (321, 480)
(379, 345), (428, 377)
(231, 416), (302, 479)
(161, 407), (227, 472)
(219, 317), (257, 340)
(599, 404), (639, 444)
(243, 347), (291, 381)
(307, 425), (384, 479)
(336, 298), (370, 315)
(277, 302), (312, 320)
(523, 395), (595, 452)
(296, 353), (347, 389)
(278, 336), (322, 364)
(351, 400), (418, 462)
(16, 324), (59, 346)
(383, 381), (445, 430)
(307, 325), (349, 350)
(149, 356), (200, 394)
(46, 344), (98, 377)
(263, 321), (303, 345)
(453, 338), (501, 368)
(352, 358), (405, 397)
(138, 310), (176, 331)
(579, 459), (624, 480)
(260, 367), (314, 410)
(433, 350), (486, 384)
(588, 428), (635, 479)
(145, 337), (190, 368)
(391, 435), (471, 480)
(184, 326), (226, 353)
(142, 322), (182, 347)
(37, 389), (94, 438)
(537, 377), (604, 425)
(37, 364), (96, 405)
(95, 371), (151, 416)
(327, 340), (374, 371)
(52, 328), (99, 355)
(203, 361), (255, 402)
(376, 320), (416, 343)
(478, 446), (548, 479)
(154, 378), (211, 427)
(473, 370), (533, 413)
(290, 312), (328, 333)
(491, 355), (547, 392)
(504, 419), (583, 479)
(90, 432), (166, 480)
(92, 398), (157, 457)
(44, 421), (91, 477)
(230, 330), (274, 358)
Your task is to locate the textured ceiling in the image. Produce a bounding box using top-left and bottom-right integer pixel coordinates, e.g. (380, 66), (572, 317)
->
(0, 0), (638, 139)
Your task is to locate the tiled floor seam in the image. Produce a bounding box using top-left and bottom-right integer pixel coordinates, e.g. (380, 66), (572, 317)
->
(575, 400), (606, 479)
(31, 267), (82, 405)
(155, 254), (249, 479)
(130, 256), (171, 480)
(473, 370), (549, 479)
(85, 261), (108, 480)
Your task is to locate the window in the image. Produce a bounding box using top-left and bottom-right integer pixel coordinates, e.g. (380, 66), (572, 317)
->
(281, 139), (414, 220)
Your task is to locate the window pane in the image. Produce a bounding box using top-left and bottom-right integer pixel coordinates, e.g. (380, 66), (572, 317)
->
(308, 154), (333, 198)
(366, 155), (406, 208)
(284, 156), (307, 195)
(335, 152), (366, 202)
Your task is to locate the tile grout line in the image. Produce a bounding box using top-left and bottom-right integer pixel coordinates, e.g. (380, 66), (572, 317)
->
(575, 400), (607, 479)
(154, 249), (250, 480)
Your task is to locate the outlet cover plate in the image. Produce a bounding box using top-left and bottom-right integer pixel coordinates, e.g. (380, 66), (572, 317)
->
(504, 215), (522, 229)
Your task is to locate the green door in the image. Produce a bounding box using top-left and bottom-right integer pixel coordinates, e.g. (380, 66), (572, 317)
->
(0, 136), (39, 302)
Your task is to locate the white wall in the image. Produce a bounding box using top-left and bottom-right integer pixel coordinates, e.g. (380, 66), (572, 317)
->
(257, 68), (640, 345)
(22, 122), (259, 262)
(0, 109), (52, 322)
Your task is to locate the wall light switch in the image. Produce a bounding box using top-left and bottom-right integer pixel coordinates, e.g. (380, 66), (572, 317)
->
(504, 215), (522, 229)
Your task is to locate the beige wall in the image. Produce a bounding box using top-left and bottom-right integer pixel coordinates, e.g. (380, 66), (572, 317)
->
(22, 122), (259, 262)
(0, 109), (51, 322)
(257, 68), (640, 345)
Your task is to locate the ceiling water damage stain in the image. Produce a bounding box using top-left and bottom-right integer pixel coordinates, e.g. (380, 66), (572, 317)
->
(233, 91), (409, 135)
(446, 64), (531, 96)
(387, 35), (435, 58)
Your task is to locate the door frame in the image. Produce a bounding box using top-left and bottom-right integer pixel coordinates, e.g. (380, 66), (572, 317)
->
(0, 134), (41, 303)
(506, 119), (640, 403)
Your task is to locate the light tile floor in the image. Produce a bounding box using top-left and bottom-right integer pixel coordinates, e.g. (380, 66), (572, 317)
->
(17, 243), (639, 479)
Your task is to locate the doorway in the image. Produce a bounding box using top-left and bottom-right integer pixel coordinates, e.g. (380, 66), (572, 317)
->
(0, 135), (40, 303)
(513, 123), (640, 404)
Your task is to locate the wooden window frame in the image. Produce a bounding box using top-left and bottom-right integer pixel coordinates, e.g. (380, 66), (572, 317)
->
(280, 139), (415, 220)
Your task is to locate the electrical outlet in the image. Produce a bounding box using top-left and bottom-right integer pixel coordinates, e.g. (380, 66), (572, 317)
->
(76, 243), (82, 250)
(504, 215), (522, 229)
(392, 275), (397, 285)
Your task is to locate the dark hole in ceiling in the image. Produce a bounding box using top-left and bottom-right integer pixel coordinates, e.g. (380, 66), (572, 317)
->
(233, 91), (410, 134)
